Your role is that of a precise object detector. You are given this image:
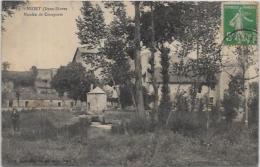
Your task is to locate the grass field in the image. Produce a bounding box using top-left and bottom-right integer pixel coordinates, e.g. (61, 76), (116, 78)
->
(2, 110), (258, 167)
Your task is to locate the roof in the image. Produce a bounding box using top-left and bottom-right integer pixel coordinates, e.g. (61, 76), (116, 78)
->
(72, 47), (100, 62)
(88, 87), (106, 94)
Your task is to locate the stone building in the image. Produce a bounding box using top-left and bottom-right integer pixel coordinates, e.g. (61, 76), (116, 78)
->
(2, 87), (76, 110)
(87, 87), (107, 113)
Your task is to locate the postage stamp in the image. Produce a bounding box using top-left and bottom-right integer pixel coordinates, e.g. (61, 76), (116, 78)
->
(223, 2), (258, 45)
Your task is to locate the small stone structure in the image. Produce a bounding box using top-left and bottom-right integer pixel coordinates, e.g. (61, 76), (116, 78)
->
(87, 87), (107, 113)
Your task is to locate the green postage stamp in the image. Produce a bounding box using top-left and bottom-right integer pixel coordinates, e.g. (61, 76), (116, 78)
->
(223, 2), (258, 45)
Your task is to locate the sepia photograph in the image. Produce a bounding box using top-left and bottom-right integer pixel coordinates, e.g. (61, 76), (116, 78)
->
(1, 1), (259, 167)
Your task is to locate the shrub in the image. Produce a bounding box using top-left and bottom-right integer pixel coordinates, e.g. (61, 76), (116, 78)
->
(111, 114), (156, 134)
(222, 90), (240, 125)
(248, 82), (258, 127)
(167, 111), (206, 136)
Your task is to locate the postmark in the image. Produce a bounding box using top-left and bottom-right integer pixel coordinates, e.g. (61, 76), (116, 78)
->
(222, 2), (258, 45)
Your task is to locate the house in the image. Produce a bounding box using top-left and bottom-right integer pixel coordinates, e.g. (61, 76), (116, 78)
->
(143, 67), (218, 111)
(1, 68), (85, 111)
(72, 47), (100, 68)
(2, 87), (76, 110)
(87, 86), (107, 113)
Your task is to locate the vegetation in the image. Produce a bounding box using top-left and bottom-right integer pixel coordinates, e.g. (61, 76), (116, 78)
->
(76, 1), (106, 49)
(51, 62), (95, 102)
(2, 110), (258, 166)
(222, 76), (242, 126)
(1, 1), (26, 30)
(2, 2), (258, 166)
(158, 46), (172, 125)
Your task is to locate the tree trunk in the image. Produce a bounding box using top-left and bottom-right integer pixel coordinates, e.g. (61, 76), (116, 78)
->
(150, 2), (159, 120)
(134, 2), (145, 114)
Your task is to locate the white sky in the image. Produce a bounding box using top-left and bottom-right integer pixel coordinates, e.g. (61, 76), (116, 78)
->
(1, 1), (134, 71)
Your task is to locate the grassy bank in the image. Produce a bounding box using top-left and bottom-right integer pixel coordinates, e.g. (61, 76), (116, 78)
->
(2, 110), (258, 166)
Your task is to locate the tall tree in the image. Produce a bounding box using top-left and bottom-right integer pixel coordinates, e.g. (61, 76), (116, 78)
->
(76, 2), (106, 49)
(102, 2), (133, 85)
(102, 2), (135, 109)
(148, 2), (159, 119)
(134, 2), (145, 113)
(158, 46), (172, 125)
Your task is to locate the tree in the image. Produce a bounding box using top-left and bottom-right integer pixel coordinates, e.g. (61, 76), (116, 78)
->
(102, 2), (136, 109)
(2, 1), (26, 30)
(223, 74), (242, 126)
(2, 61), (10, 82)
(102, 2), (133, 85)
(51, 62), (94, 103)
(248, 82), (258, 126)
(30, 65), (38, 88)
(140, 2), (222, 126)
(76, 1), (109, 82)
(76, 1), (106, 49)
(2, 61), (10, 71)
(233, 46), (258, 127)
(134, 2), (145, 113)
(158, 46), (172, 125)
(142, 2), (159, 119)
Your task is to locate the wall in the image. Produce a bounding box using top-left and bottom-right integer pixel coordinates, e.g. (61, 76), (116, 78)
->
(87, 93), (107, 113)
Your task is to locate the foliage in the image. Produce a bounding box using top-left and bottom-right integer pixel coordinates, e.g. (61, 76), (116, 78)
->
(2, 61), (10, 71)
(1, 1), (26, 30)
(30, 66), (38, 79)
(2, 110), (258, 166)
(2, 61), (10, 83)
(51, 62), (95, 101)
(222, 75), (242, 125)
(174, 91), (190, 113)
(158, 46), (172, 125)
(248, 82), (258, 126)
(102, 2), (134, 85)
(167, 111), (206, 136)
(76, 2), (106, 49)
(119, 84), (134, 108)
(2, 63), (38, 88)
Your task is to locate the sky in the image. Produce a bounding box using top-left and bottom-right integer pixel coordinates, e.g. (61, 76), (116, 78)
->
(1, 1), (134, 71)
(1, 1), (258, 78)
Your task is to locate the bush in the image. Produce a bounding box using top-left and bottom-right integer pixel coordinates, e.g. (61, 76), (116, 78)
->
(222, 90), (240, 125)
(111, 114), (156, 134)
(248, 82), (258, 127)
(167, 111), (206, 136)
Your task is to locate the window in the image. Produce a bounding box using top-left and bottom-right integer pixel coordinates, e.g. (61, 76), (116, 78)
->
(9, 100), (13, 107)
(58, 102), (61, 107)
(25, 101), (29, 107)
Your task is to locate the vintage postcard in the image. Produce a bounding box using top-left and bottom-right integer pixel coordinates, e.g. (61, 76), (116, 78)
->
(1, 1), (259, 167)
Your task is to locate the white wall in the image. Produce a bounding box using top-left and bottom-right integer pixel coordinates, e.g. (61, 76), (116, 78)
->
(87, 93), (107, 113)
